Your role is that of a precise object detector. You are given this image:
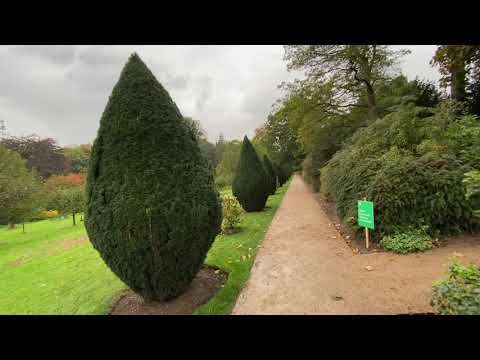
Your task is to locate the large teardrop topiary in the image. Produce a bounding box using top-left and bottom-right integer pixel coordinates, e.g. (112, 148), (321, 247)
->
(262, 155), (277, 195)
(85, 53), (222, 302)
(232, 136), (269, 212)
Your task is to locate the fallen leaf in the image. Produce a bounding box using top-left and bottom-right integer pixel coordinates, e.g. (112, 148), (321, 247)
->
(365, 265), (373, 271)
(452, 252), (464, 257)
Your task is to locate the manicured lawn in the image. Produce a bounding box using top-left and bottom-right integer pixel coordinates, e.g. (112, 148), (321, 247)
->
(0, 218), (126, 314)
(0, 181), (290, 314)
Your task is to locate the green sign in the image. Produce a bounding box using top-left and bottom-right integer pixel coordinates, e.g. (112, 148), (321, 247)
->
(358, 200), (374, 230)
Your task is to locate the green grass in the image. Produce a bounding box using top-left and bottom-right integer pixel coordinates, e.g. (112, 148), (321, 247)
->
(0, 217), (126, 314)
(0, 181), (290, 314)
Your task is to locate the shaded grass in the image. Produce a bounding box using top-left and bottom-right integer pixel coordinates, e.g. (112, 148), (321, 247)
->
(194, 180), (290, 315)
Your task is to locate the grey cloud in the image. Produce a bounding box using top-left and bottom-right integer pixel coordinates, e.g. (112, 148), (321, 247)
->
(165, 74), (189, 91)
(195, 76), (212, 112)
(76, 46), (129, 66)
(9, 45), (78, 65)
(0, 45), (440, 146)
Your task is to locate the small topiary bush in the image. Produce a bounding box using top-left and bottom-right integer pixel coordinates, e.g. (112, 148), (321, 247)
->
(232, 136), (270, 212)
(263, 155), (277, 195)
(379, 226), (434, 254)
(431, 259), (480, 315)
(221, 195), (243, 234)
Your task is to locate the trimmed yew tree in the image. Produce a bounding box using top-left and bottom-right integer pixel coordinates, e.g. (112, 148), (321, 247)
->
(263, 155), (277, 195)
(273, 162), (286, 186)
(85, 53), (222, 302)
(232, 136), (269, 212)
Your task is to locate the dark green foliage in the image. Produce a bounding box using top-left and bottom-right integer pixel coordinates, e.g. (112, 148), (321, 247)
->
(263, 155), (277, 195)
(301, 114), (364, 192)
(274, 162), (289, 187)
(431, 259), (480, 315)
(321, 103), (480, 240)
(232, 136), (269, 212)
(85, 54), (222, 301)
(301, 154), (318, 191)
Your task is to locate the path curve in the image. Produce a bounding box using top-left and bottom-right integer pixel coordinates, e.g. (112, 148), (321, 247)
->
(232, 175), (480, 314)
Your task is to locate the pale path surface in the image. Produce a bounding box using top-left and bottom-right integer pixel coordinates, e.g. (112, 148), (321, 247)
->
(232, 175), (480, 315)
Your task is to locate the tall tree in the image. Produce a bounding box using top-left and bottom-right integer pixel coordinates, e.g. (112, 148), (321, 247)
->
(64, 144), (92, 174)
(283, 45), (409, 119)
(1, 135), (68, 179)
(431, 45), (480, 102)
(215, 133), (226, 167)
(0, 145), (41, 229)
(215, 140), (242, 187)
(85, 53), (221, 302)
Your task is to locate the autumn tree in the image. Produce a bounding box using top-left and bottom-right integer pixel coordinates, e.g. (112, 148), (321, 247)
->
(1, 135), (68, 179)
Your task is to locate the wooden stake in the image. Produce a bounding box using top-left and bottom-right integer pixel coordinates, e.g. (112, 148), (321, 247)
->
(363, 196), (369, 249)
(365, 227), (369, 250)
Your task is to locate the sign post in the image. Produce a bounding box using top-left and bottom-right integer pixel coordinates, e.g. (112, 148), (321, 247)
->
(357, 198), (374, 249)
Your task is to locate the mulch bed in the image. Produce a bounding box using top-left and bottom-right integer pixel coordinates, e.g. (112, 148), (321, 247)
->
(110, 265), (228, 315)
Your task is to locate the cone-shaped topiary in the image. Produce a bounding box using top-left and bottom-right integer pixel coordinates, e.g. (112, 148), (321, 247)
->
(263, 155), (277, 195)
(85, 53), (222, 302)
(232, 136), (270, 212)
(273, 162), (286, 186)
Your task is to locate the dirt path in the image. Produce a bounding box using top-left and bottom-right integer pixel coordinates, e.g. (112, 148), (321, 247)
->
(232, 174), (480, 314)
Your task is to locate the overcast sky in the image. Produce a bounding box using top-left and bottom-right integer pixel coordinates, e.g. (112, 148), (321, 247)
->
(0, 45), (440, 145)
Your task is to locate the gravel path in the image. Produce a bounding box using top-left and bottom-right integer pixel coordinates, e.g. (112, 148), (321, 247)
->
(232, 174), (480, 314)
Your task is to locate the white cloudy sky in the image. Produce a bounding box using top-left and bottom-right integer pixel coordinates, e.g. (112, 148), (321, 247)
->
(0, 45), (440, 145)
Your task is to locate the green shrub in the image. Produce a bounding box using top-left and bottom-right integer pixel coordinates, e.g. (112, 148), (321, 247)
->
(274, 162), (289, 186)
(221, 195), (243, 234)
(215, 175), (230, 190)
(262, 155), (277, 195)
(463, 170), (480, 217)
(321, 104), (480, 240)
(379, 226), (434, 254)
(431, 259), (480, 315)
(232, 136), (270, 212)
(301, 154), (319, 192)
(85, 53), (222, 302)
(302, 115), (364, 192)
